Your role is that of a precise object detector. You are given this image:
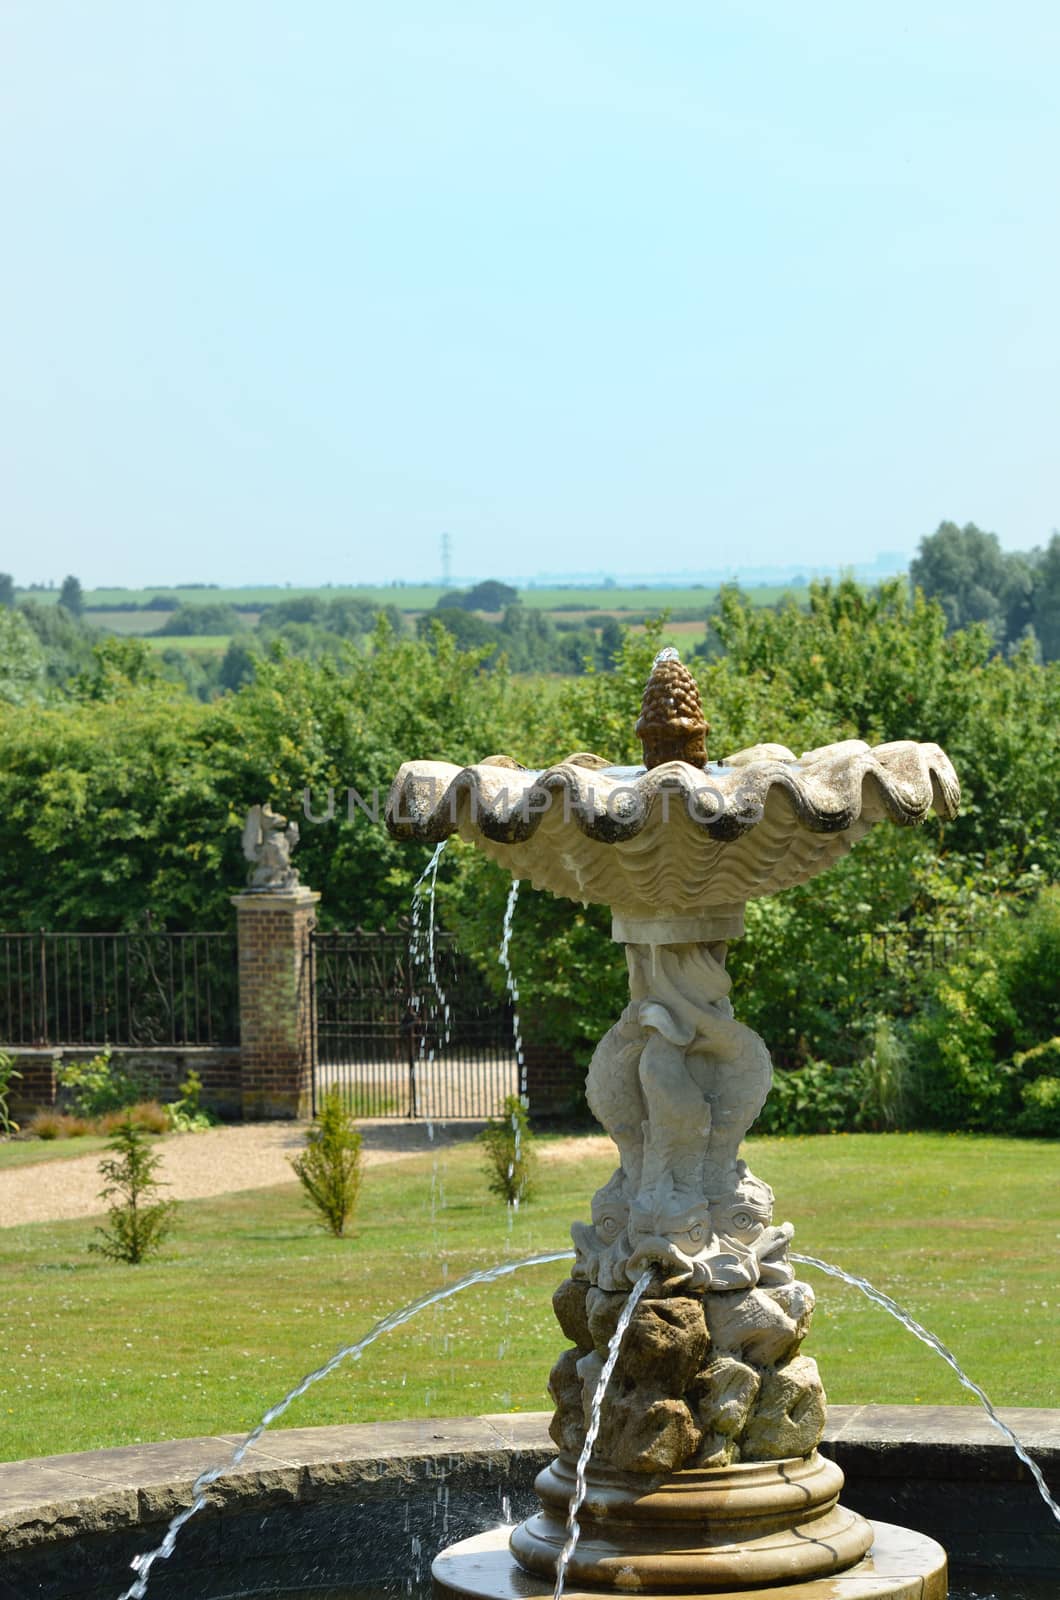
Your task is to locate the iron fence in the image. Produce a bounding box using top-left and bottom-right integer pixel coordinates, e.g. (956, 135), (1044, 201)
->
(0, 931), (239, 1048)
(311, 928), (516, 1119)
(853, 925), (968, 972)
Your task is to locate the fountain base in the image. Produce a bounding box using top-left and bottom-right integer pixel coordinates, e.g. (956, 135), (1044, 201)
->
(507, 1450), (872, 1590)
(433, 1517), (946, 1599)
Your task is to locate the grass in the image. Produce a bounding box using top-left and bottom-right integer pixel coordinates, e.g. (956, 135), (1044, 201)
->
(141, 634), (235, 656)
(1, 1132), (1055, 1464)
(0, 1134), (113, 1169)
(20, 583), (807, 615)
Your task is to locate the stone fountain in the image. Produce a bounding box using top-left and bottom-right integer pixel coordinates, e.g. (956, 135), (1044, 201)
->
(386, 649), (960, 1599)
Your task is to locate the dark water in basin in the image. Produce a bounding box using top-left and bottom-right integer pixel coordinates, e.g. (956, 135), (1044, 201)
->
(218, 1580), (1058, 1600)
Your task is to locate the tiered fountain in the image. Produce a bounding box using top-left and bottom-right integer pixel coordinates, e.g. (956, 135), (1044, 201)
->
(387, 649), (961, 1600)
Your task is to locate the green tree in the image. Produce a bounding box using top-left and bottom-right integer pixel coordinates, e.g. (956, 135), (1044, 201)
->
(479, 1095), (537, 1205)
(88, 1118), (176, 1263)
(436, 579), (518, 613)
(0, 608), (46, 703)
(290, 1091), (363, 1235)
(156, 603), (245, 636)
(16, 599), (96, 689)
(59, 574), (84, 617)
(1031, 532), (1060, 662)
(0, 574), (14, 608)
(909, 521), (1039, 649)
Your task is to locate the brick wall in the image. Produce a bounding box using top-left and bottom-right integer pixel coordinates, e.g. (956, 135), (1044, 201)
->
(6, 1047), (244, 1121)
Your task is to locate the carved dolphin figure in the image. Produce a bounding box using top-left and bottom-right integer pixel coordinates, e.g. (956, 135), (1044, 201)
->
(686, 1005), (773, 1198)
(636, 998), (709, 1200)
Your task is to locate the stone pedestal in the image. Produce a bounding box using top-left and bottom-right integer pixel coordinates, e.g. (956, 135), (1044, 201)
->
(232, 888), (319, 1120)
(510, 1452), (872, 1589)
(433, 1520), (947, 1600)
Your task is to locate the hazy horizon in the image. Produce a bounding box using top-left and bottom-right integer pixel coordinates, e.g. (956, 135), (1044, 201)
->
(2, 4), (1057, 588)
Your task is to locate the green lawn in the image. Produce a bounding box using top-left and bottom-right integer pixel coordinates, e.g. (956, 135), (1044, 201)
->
(1, 1133), (1054, 1464)
(0, 1134), (113, 1170)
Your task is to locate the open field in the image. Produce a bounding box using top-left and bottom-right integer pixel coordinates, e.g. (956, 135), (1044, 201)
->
(1, 1132), (1054, 1462)
(20, 583), (804, 615)
(141, 634), (235, 655)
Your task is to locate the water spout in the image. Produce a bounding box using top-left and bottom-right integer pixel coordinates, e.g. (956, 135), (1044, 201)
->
(791, 1251), (1060, 1528)
(498, 878), (528, 1201)
(552, 1268), (654, 1600)
(408, 840), (450, 1126)
(117, 1249), (574, 1600)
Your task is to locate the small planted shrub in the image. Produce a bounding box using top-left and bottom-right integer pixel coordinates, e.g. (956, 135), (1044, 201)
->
(290, 1091), (363, 1237)
(167, 1070), (216, 1133)
(480, 1095), (536, 1206)
(89, 1116), (177, 1264)
(0, 1051), (21, 1136)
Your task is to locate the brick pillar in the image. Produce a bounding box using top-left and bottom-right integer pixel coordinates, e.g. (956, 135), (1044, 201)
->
(232, 888), (320, 1120)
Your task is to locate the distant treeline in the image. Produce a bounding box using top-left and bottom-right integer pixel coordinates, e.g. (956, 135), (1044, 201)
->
(1, 521), (1058, 704)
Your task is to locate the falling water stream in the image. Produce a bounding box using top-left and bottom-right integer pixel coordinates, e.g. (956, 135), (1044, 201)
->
(408, 843), (451, 1126)
(116, 1251), (572, 1600)
(551, 1267), (655, 1600)
(498, 878), (528, 1200)
(790, 1250), (1060, 1527)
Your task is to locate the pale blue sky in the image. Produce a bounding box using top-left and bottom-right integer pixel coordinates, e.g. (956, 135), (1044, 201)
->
(1, 3), (1057, 587)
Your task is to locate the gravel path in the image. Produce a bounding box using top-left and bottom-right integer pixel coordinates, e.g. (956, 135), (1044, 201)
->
(0, 1120), (493, 1228)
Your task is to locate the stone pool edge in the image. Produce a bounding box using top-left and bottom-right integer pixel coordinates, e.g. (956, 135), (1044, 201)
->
(1, 1406), (1057, 1579)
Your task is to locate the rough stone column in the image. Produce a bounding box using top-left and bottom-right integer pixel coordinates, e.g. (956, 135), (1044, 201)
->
(232, 888), (320, 1120)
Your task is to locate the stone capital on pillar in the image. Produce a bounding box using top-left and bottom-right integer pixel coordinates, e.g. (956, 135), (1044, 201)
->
(232, 887), (320, 1121)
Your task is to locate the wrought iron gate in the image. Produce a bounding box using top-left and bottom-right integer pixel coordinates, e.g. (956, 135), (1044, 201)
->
(310, 930), (517, 1119)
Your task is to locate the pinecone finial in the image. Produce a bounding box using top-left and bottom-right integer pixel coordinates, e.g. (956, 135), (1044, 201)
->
(636, 648), (709, 770)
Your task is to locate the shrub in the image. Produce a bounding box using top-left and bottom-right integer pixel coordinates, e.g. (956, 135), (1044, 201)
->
(753, 1060), (860, 1136)
(1016, 1075), (1060, 1137)
(480, 1095), (536, 1205)
(88, 1117), (177, 1264)
(58, 1049), (146, 1119)
(166, 1070), (216, 1132)
(28, 1110), (94, 1139)
(98, 1100), (171, 1136)
(289, 1092), (363, 1237)
(0, 1051), (21, 1136)
(856, 1018), (911, 1130)
(909, 888), (1060, 1130)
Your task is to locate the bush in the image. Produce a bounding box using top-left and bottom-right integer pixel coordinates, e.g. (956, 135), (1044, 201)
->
(166, 1070), (216, 1132)
(909, 888), (1060, 1130)
(0, 1051), (21, 1136)
(1016, 1074), (1060, 1136)
(98, 1100), (171, 1136)
(856, 1018), (912, 1130)
(752, 1060), (861, 1136)
(29, 1109), (93, 1139)
(479, 1095), (537, 1205)
(88, 1117), (177, 1264)
(290, 1092), (363, 1237)
(57, 1049), (147, 1119)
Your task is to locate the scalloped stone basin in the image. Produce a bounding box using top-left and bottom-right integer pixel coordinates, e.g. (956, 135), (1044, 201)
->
(387, 739), (959, 943)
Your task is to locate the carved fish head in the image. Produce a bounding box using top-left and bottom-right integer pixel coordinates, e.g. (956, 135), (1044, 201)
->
(625, 1197), (713, 1286)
